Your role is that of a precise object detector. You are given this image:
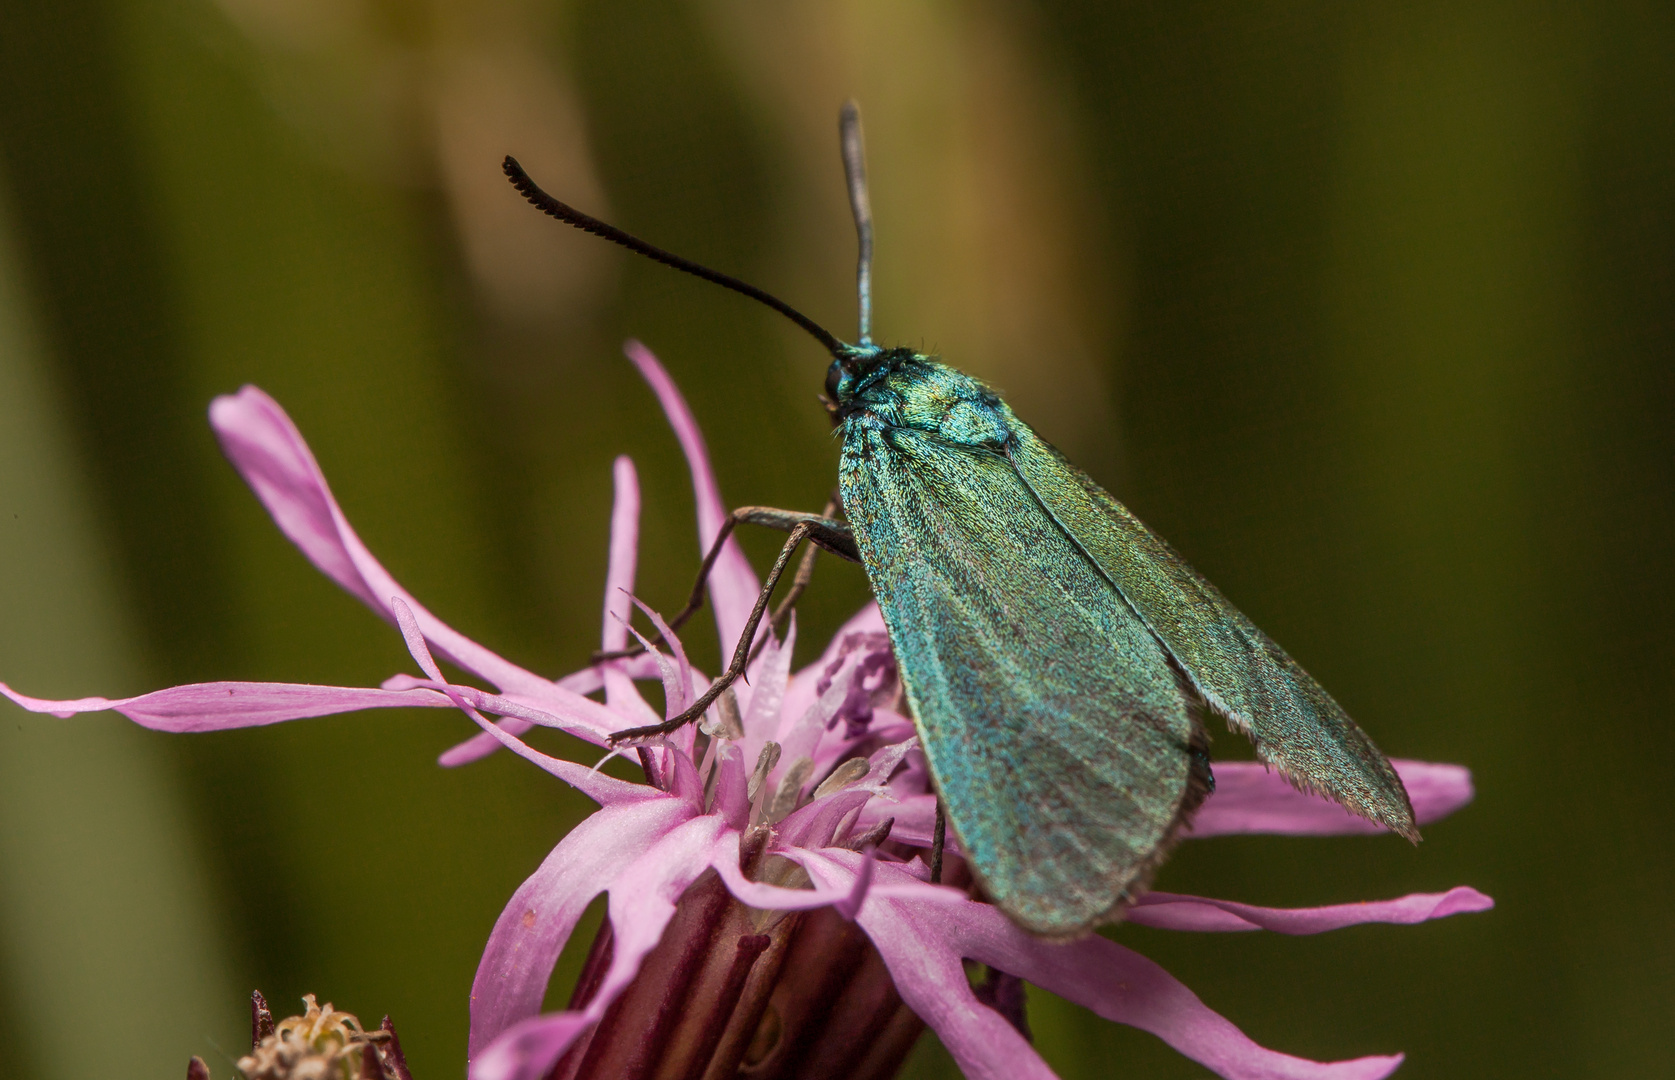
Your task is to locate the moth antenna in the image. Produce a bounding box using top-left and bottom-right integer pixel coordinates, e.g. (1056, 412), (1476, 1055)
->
(503, 155), (847, 358)
(839, 100), (874, 348)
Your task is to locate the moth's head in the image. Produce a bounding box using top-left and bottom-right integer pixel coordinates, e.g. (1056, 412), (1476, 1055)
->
(823, 345), (919, 410)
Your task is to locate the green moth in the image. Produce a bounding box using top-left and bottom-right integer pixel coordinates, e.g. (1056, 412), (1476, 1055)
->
(504, 103), (1415, 937)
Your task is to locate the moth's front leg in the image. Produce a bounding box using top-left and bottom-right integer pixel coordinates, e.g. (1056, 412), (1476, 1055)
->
(609, 520), (816, 745)
(733, 505), (858, 562)
(593, 503), (856, 664)
(601, 502), (859, 745)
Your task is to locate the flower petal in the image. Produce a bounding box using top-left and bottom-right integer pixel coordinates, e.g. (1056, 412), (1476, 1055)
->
(856, 791), (939, 846)
(602, 456), (640, 653)
(594, 815), (730, 995)
(456, 711), (651, 807)
(807, 853), (1404, 1080)
(468, 797), (694, 1057)
(779, 602), (885, 725)
(833, 844), (878, 920)
(856, 736), (919, 799)
(469, 1015), (594, 1080)
(710, 741), (750, 830)
(443, 459), (642, 768)
(707, 840), (865, 913)
(624, 621), (685, 719)
(383, 673), (624, 745)
(710, 841), (964, 915)
(390, 603), (648, 807)
(1128, 886), (1494, 933)
(772, 654), (856, 774)
(1, 679), (451, 731)
(471, 814), (732, 1080)
(211, 387), (559, 700)
(438, 666), (609, 766)
(665, 738), (706, 809)
(738, 620), (794, 759)
(775, 788), (872, 850)
(385, 674), (619, 740)
(623, 342), (760, 659)
(1190, 760), (1473, 837)
(603, 661), (664, 735)
(805, 856), (1055, 1080)
(629, 599), (693, 717)
(471, 823), (722, 1080)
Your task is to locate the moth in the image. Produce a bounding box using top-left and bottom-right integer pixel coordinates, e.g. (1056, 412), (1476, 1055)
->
(503, 103), (1415, 937)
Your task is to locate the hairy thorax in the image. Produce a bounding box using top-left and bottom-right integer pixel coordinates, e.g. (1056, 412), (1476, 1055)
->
(839, 352), (1014, 452)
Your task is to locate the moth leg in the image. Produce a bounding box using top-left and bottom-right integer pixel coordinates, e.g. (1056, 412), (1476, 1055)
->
(930, 801), (947, 885)
(594, 511), (737, 662)
(748, 497), (843, 664)
(735, 505), (858, 561)
(594, 505), (856, 663)
(609, 522), (815, 746)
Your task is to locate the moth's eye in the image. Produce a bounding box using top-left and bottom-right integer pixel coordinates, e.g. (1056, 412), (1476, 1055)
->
(824, 361), (845, 400)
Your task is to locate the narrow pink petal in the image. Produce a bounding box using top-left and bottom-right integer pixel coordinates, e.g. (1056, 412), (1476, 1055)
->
(390, 603), (650, 805)
(1128, 886), (1495, 934)
(1190, 760), (1474, 837)
(856, 736), (919, 799)
(773, 657), (855, 770)
(1, 679), (452, 731)
(403, 671), (622, 744)
(708, 838), (867, 913)
(603, 663), (663, 734)
(437, 668), (600, 767)
(739, 619), (794, 756)
(606, 637), (699, 764)
(557, 667), (604, 695)
(855, 791), (939, 846)
(796, 857), (1053, 1080)
(460, 710), (651, 807)
(665, 740), (706, 809)
(813, 854), (1404, 1080)
(603, 456), (641, 652)
(624, 621), (684, 719)
(468, 797), (694, 1058)
(622, 342), (760, 656)
(393, 597), (450, 683)
(472, 814), (729, 1080)
(833, 844), (878, 920)
(848, 743), (948, 849)
(774, 789), (873, 850)
(593, 814), (731, 999)
(631, 598), (693, 716)
(490, 689), (622, 740)
(470, 1015), (594, 1080)
(1007, 939), (1402, 1079)
(780, 602), (885, 723)
(209, 386), (554, 699)
(383, 675), (620, 745)
(455, 455), (643, 769)
(438, 728), (533, 769)
(710, 841), (962, 914)
(711, 742), (750, 830)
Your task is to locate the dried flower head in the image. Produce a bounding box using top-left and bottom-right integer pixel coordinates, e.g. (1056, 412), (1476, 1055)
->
(184, 992), (413, 1080)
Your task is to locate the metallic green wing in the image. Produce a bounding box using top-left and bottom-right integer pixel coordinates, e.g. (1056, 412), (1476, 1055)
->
(1005, 421), (1417, 840)
(841, 421), (1207, 936)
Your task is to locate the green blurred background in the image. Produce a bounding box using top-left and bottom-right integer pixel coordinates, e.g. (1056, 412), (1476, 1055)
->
(1, 0), (1670, 1077)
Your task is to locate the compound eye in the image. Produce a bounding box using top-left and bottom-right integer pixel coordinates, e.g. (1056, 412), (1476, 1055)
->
(824, 360), (846, 400)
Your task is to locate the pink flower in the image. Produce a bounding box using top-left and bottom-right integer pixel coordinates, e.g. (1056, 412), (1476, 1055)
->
(1, 342), (1491, 1080)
